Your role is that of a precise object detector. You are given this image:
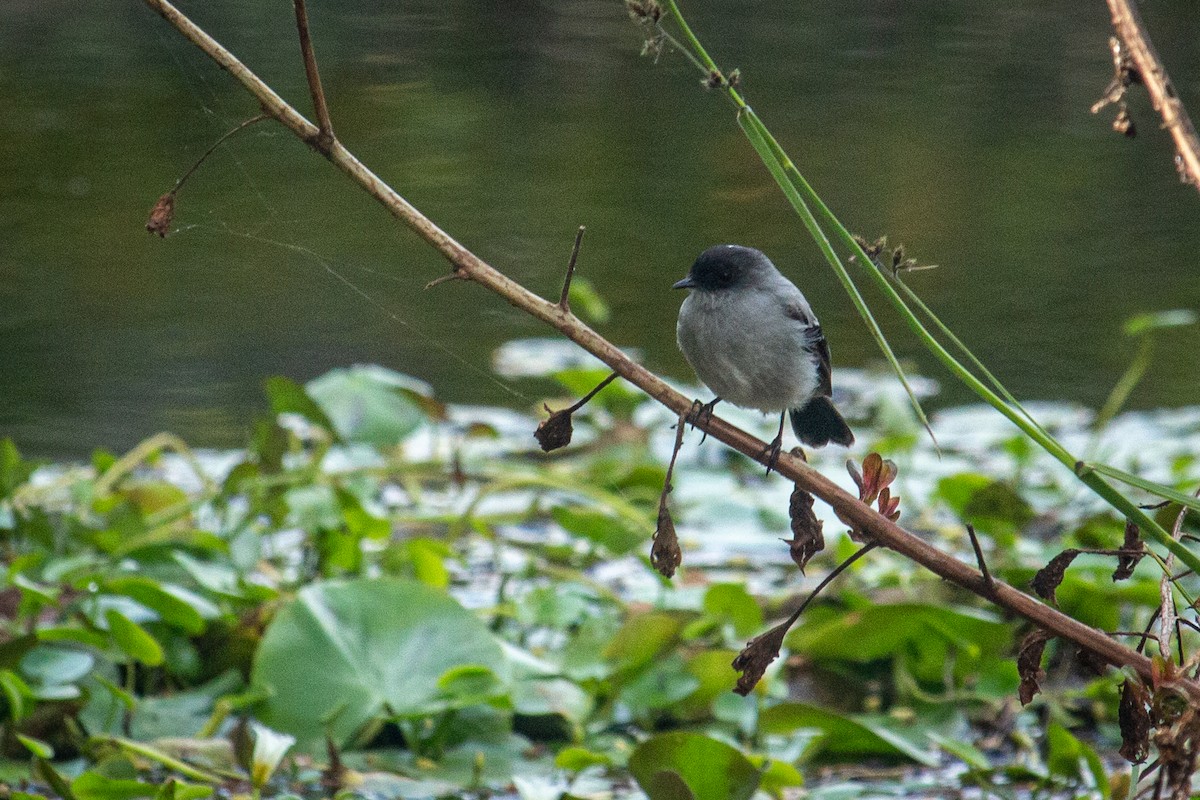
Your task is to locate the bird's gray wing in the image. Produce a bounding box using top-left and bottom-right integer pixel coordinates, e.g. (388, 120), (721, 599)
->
(785, 301), (833, 398)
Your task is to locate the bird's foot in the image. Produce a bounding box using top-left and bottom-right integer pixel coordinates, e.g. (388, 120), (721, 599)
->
(761, 433), (784, 476)
(686, 398), (721, 444)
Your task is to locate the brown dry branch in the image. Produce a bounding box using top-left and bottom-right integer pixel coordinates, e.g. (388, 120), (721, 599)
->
(293, 0), (334, 152)
(1102, 0), (1200, 192)
(140, 0), (1200, 704)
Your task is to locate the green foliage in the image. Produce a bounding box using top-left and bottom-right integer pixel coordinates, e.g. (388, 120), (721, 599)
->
(251, 578), (507, 750)
(629, 732), (761, 800)
(0, 361), (1194, 798)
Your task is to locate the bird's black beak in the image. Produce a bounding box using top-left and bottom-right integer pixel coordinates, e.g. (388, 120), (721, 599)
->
(672, 276), (696, 290)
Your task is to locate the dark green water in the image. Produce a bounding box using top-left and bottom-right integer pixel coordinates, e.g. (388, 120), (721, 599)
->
(2, 1), (1199, 457)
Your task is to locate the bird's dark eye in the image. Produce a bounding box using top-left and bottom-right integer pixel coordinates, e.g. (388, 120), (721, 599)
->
(718, 270), (732, 284)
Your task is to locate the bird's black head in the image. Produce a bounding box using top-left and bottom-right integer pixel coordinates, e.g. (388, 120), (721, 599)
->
(673, 244), (769, 292)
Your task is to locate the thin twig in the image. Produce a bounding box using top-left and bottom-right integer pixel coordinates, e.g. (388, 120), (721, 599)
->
(965, 524), (993, 590)
(293, 0), (334, 152)
(565, 371), (619, 414)
(1105, 0), (1200, 191)
(783, 542), (878, 628)
(139, 0), (1200, 704)
(559, 226), (586, 312)
(173, 114), (270, 193)
(424, 272), (466, 290)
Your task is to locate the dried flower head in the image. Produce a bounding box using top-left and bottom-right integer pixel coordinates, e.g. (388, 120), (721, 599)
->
(651, 502), (682, 578)
(785, 485), (824, 572)
(534, 405), (573, 452)
(731, 621), (788, 696)
(146, 191), (176, 237)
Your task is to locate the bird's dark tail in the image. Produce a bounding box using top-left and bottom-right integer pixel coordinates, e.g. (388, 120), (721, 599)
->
(789, 397), (854, 448)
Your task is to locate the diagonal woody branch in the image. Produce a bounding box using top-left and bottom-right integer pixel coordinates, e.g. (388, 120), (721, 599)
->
(140, 0), (1200, 703)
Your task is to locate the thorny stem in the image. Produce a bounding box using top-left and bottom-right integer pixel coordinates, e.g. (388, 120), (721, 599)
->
(172, 114), (269, 194)
(140, 0), (1200, 703)
(1105, 0), (1200, 191)
(558, 226), (586, 312)
(293, 0), (334, 151)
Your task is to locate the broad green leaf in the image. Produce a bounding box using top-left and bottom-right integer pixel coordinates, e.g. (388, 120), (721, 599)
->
(927, 731), (991, 770)
(551, 506), (644, 555)
(566, 276), (611, 324)
(71, 772), (157, 800)
(935, 474), (1032, 546)
(758, 702), (939, 765)
(305, 366), (427, 445)
(21, 647), (94, 686)
(786, 603), (1009, 668)
(104, 578), (210, 635)
(264, 376), (335, 433)
(604, 612), (683, 673)
(0, 438), (36, 501)
(629, 732), (761, 800)
(1045, 723), (1108, 798)
(118, 481), (188, 516)
(252, 578), (507, 749)
(702, 584), (762, 637)
(105, 610), (164, 666)
(554, 746), (612, 771)
(0, 670), (30, 720)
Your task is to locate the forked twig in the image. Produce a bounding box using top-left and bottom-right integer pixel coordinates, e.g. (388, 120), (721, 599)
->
(293, 0), (334, 151)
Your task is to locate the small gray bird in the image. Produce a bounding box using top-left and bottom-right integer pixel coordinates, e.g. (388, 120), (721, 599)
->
(674, 244), (854, 464)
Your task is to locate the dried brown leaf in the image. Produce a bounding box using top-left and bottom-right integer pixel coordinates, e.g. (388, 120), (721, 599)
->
(1017, 629), (1053, 706)
(785, 485), (824, 572)
(650, 502), (682, 578)
(1030, 549), (1081, 606)
(1118, 679), (1151, 763)
(731, 621), (788, 696)
(1112, 520), (1144, 581)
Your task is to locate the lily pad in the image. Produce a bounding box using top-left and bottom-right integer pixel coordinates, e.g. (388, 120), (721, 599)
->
(629, 732), (761, 800)
(252, 578), (507, 749)
(305, 366), (428, 446)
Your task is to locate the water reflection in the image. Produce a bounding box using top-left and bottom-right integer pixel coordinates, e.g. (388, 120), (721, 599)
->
(1, 1), (1197, 456)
